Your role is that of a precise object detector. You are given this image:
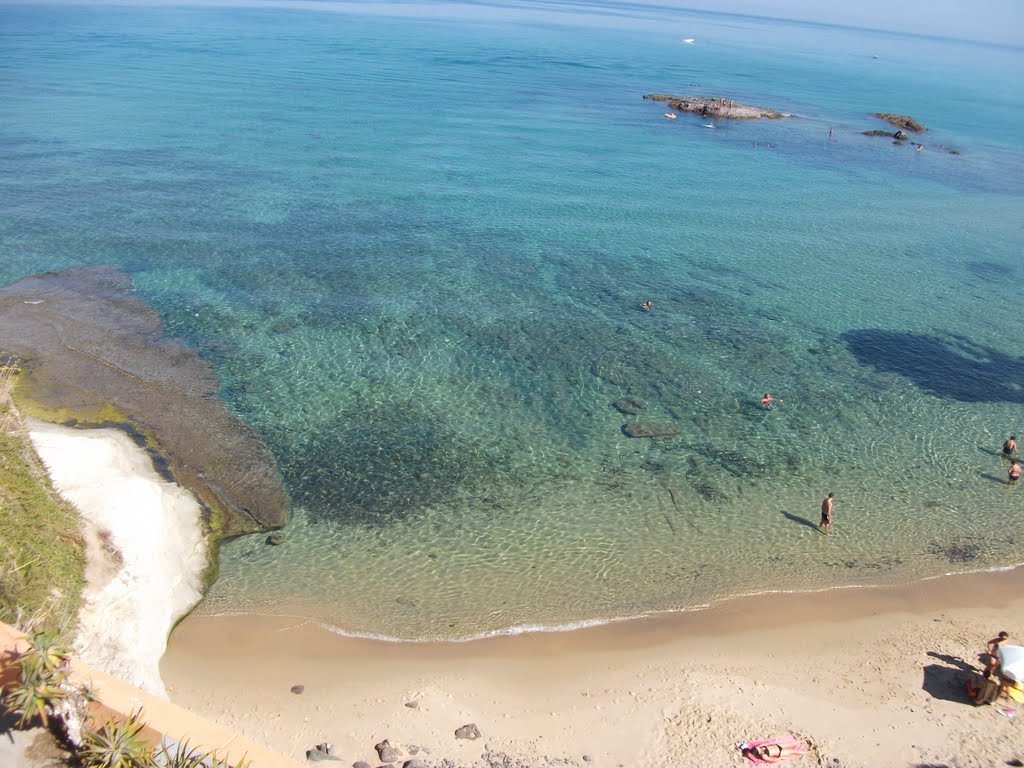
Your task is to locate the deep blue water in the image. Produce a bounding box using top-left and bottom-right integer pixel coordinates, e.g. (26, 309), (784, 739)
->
(2, 2), (1023, 639)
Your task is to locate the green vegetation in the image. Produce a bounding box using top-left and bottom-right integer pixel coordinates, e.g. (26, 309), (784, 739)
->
(3, 631), (252, 768)
(0, 366), (86, 633)
(2, 628), (73, 728)
(80, 709), (155, 768)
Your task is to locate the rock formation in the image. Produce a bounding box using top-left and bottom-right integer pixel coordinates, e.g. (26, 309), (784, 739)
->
(644, 94), (788, 120)
(0, 266), (289, 541)
(872, 113), (926, 133)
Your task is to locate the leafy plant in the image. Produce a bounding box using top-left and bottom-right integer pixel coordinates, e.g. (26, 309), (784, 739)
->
(1, 630), (71, 727)
(157, 738), (252, 768)
(2, 666), (67, 727)
(17, 629), (71, 678)
(79, 708), (155, 768)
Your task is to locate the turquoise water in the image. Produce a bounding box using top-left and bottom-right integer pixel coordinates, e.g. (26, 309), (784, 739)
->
(2, 2), (1023, 640)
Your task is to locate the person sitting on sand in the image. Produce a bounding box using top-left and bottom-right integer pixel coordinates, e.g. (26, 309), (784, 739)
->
(1009, 459), (1021, 483)
(1004, 435), (1018, 456)
(985, 631), (1009, 678)
(760, 393), (781, 410)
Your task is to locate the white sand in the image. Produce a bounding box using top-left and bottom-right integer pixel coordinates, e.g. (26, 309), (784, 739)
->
(28, 418), (208, 698)
(163, 567), (1024, 768)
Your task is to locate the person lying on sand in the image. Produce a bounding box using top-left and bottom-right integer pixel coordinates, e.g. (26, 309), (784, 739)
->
(737, 736), (806, 765)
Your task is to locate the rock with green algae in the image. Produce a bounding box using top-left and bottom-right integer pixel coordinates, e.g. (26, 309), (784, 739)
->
(0, 265), (289, 539)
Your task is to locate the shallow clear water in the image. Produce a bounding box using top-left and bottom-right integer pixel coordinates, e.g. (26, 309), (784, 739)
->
(2, 2), (1023, 640)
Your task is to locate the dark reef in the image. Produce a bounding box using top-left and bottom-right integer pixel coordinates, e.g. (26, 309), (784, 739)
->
(0, 266), (290, 538)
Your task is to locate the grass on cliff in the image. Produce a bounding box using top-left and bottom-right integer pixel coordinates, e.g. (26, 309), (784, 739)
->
(0, 367), (85, 633)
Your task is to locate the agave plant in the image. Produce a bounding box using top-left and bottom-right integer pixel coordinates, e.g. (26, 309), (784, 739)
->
(79, 709), (156, 768)
(2, 670), (68, 727)
(1, 630), (71, 727)
(16, 630), (71, 679)
(156, 738), (207, 768)
(156, 739), (253, 768)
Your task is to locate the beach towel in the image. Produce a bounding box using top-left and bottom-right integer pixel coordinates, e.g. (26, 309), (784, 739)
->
(736, 735), (807, 766)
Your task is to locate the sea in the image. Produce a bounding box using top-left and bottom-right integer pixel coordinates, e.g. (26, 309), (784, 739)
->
(2, 1), (1022, 641)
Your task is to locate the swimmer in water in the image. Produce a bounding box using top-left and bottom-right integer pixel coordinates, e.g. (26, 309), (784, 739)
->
(760, 393), (781, 410)
(640, 300), (654, 311)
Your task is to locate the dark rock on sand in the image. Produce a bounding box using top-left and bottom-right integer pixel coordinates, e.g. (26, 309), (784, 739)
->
(455, 723), (482, 740)
(0, 266), (290, 539)
(306, 750), (342, 762)
(375, 740), (401, 763)
(267, 531), (287, 545)
(612, 397), (646, 415)
(291, 684), (305, 694)
(872, 113), (926, 132)
(644, 93), (788, 120)
(622, 422), (681, 438)
(404, 700), (419, 709)
(352, 762), (373, 768)
(402, 761), (430, 768)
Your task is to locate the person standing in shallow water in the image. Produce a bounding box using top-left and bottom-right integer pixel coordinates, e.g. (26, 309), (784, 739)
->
(1009, 459), (1021, 483)
(760, 393), (781, 410)
(819, 493), (835, 535)
(1003, 435), (1018, 456)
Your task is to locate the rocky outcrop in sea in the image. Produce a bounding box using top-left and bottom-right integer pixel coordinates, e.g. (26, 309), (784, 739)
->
(644, 94), (788, 120)
(871, 112), (926, 133)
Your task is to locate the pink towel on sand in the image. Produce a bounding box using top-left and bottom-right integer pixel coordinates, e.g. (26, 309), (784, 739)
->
(742, 735), (806, 766)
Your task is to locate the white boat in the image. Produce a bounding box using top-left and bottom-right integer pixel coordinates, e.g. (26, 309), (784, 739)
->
(682, 38), (695, 44)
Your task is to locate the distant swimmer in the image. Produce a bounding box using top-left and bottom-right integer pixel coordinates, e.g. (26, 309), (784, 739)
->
(760, 393), (782, 410)
(916, 144), (923, 152)
(819, 493), (835, 535)
(640, 300), (654, 311)
(1010, 459), (1021, 483)
(828, 127), (833, 138)
(1004, 435), (1018, 456)
(664, 112), (677, 119)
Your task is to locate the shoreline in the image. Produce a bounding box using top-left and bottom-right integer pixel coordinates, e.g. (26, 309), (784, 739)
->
(27, 418), (208, 699)
(194, 561), (1024, 645)
(163, 565), (1024, 768)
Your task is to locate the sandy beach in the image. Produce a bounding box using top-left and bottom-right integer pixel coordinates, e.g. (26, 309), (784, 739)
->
(162, 567), (1023, 768)
(18, 396), (1023, 766)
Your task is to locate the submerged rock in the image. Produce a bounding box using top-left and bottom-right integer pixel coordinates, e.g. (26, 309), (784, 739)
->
(612, 397), (646, 415)
(0, 266), (289, 539)
(622, 422), (681, 438)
